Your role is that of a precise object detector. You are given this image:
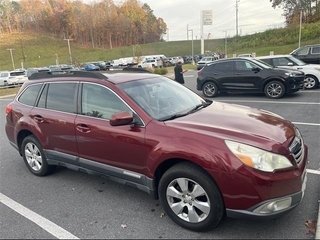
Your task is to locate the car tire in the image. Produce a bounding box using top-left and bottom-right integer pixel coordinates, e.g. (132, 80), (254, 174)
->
(202, 81), (218, 98)
(264, 81), (285, 99)
(304, 75), (319, 89)
(21, 135), (56, 176)
(159, 162), (224, 232)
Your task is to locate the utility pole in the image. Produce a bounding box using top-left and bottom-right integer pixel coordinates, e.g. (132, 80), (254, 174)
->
(236, 0), (240, 36)
(187, 25), (189, 40)
(7, 48), (15, 70)
(222, 31), (228, 58)
(64, 38), (73, 64)
(188, 29), (194, 65)
(298, 8), (302, 48)
(54, 54), (59, 65)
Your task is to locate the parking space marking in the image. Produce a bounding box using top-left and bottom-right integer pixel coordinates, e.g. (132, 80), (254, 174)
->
(292, 122), (320, 126)
(307, 169), (320, 175)
(220, 100), (320, 105)
(0, 193), (79, 239)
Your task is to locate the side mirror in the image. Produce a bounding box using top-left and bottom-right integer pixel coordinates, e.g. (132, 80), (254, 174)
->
(287, 62), (294, 66)
(110, 111), (133, 126)
(252, 67), (260, 72)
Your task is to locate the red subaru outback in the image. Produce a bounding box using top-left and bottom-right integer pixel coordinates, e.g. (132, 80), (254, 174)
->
(5, 70), (308, 231)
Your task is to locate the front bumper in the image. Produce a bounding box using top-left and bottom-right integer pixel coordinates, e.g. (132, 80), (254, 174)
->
(226, 171), (307, 220)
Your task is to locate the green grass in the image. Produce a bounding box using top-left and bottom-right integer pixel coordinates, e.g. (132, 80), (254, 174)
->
(1, 23), (319, 71)
(0, 87), (20, 97)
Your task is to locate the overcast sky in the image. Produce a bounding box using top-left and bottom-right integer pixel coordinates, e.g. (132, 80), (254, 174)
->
(141, 0), (285, 41)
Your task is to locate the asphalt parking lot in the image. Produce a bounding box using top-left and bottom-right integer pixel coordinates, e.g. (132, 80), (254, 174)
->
(0, 70), (319, 239)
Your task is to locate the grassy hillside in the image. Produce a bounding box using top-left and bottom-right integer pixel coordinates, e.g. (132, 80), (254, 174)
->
(1, 22), (319, 71)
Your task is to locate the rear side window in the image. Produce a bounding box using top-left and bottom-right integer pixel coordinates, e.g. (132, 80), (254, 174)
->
(46, 83), (78, 113)
(18, 84), (43, 106)
(311, 46), (320, 54)
(213, 62), (233, 71)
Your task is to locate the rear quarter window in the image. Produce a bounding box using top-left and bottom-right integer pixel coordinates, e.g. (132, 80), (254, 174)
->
(18, 84), (43, 106)
(311, 46), (320, 54)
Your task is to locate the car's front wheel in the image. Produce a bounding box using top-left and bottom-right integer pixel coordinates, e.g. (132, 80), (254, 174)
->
(304, 75), (319, 89)
(159, 162), (224, 232)
(21, 135), (55, 176)
(264, 81), (285, 99)
(202, 81), (218, 98)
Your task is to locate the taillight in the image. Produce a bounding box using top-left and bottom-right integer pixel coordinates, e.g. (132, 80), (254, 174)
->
(6, 104), (12, 115)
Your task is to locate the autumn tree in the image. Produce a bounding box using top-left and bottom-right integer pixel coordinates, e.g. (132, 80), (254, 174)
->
(270, 0), (320, 25)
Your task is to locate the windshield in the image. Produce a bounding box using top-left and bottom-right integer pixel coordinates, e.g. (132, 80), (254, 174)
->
(251, 58), (273, 69)
(118, 76), (210, 121)
(288, 55), (307, 66)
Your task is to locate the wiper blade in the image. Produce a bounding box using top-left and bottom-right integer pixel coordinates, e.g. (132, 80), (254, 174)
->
(187, 101), (210, 114)
(158, 113), (188, 121)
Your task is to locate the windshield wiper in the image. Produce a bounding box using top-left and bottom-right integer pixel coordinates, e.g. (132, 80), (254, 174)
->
(158, 113), (189, 121)
(187, 101), (210, 114)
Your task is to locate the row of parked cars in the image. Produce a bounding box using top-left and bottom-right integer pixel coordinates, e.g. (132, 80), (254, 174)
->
(195, 44), (320, 99)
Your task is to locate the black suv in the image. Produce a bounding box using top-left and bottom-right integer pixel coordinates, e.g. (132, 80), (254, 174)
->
(196, 58), (305, 99)
(290, 44), (320, 64)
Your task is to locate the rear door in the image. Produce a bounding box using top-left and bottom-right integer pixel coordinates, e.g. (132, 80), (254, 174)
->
(31, 82), (79, 164)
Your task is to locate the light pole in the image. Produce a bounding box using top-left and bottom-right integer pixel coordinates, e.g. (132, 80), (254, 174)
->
(222, 31), (228, 58)
(298, 8), (302, 48)
(64, 38), (73, 64)
(188, 29), (194, 65)
(6, 48), (15, 70)
(54, 54), (59, 65)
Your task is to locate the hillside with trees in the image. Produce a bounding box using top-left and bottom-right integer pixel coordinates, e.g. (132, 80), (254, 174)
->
(0, 0), (167, 48)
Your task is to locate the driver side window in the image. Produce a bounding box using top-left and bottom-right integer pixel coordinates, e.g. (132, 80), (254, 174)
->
(81, 83), (132, 120)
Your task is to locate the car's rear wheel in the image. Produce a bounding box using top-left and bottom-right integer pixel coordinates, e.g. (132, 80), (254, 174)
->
(21, 135), (55, 176)
(159, 162), (224, 232)
(304, 75), (318, 89)
(202, 82), (218, 98)
(264, 81), (285, 99)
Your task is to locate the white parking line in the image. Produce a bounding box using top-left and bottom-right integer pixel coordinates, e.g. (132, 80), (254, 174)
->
(292, 122), (320, 126)
(0, 193), (79, 239)
(307, 169), (320, 175)
(220, 100), (320, 105)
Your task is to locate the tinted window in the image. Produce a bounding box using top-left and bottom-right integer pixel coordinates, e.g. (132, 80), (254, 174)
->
(81, 83), (132, 120)
(273, 57), (291, 66)
(18, 84), (42, 106)
(213, 62), (233, 71)
(296, 47), (309, 55)
(260, 59), (272, 65)
(235, 60), (255, 71)
(37, 84), (48, 108)
(46, 83), (78, 113)
(311, 46), (320, 54)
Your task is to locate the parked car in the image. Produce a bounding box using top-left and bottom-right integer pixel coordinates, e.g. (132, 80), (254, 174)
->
(196, 56), (218, 70)
(83, 63), (100, 71)
(238, 53), (253, 57)
(5, 70), (308, 232)
(0, 70), (28, 86)
(137, 59), (163, 68)
(290, 44), (320, 64)
(26, 67), (50, 78)
(256, 54), (320, 89)
(197, 57), (305, 98)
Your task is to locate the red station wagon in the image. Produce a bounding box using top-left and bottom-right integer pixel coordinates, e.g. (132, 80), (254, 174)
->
(5, 70), (308, 231)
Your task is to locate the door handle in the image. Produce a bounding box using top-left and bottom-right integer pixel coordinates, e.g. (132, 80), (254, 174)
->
(236, 73), (242, 75)
(76, 124), (91, 133)
(33, 115), (44, 123)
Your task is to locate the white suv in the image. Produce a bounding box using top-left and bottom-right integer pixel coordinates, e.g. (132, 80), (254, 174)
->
(256, 54), (320, 89)
(0, 70), (28, 86)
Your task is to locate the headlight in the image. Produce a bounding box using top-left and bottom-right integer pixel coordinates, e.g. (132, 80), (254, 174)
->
(225, 140), (293, 172)
(285, 72), (297, 77)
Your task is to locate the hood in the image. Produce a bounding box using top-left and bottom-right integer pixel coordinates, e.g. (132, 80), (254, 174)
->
(166, 101), (296, 152)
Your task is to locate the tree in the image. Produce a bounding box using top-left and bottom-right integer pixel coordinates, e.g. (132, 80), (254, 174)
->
(270, 0), (319, 25)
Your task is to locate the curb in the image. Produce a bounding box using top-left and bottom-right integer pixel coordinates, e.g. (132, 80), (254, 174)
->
(316, 201), (320, 239)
